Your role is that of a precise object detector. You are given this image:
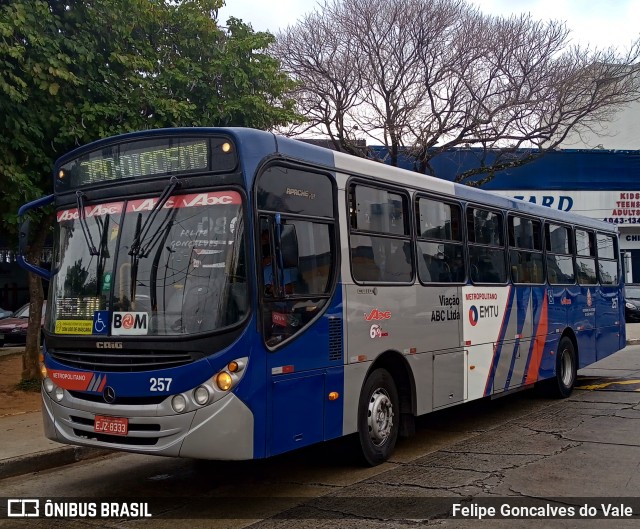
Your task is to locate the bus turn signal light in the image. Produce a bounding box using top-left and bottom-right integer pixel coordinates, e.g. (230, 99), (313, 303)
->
(216, 372), (233, 391)
(328, 392), (339, 401)
(228, 360), (245, 373)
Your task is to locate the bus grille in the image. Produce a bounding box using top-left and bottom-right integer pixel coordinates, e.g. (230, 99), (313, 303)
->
(70, 416), (160, 446)
(49, 348), (199, 372)
(328, 317), (343, 362)
(68, 392), (166, 405)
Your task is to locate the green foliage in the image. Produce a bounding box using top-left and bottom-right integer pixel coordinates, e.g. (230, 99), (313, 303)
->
(0, 0), (299, 238)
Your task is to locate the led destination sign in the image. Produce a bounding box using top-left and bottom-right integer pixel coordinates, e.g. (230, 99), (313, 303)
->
(80, 141), (208, 180)
(57, 137), (236, 190)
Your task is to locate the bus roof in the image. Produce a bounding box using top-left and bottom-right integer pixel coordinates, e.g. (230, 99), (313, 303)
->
(55, 127), (617, 234)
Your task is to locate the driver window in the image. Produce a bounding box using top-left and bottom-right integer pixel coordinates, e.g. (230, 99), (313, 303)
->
(256, 165), (336, 349)
(259, 216), (334, 347)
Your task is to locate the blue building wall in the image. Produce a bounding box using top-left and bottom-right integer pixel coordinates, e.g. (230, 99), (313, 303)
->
(368, 146), (640, 283)
(369, 147), (640, 191)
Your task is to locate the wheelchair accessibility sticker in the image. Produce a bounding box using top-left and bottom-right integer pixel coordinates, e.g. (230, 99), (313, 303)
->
(93, 311), (110, 335)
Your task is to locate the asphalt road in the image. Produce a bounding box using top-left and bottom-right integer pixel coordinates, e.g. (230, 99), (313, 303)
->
(3, 344), (640, 528)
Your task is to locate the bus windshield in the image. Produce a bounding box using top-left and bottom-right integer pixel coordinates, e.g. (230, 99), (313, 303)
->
(49, 190), (247, 337)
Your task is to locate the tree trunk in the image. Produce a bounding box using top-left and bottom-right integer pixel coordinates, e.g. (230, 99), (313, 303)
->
(21, 215), (52, 382)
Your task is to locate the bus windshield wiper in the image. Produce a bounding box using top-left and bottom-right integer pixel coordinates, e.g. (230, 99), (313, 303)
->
(138, 209), (177, 258)
(76, 191), (99, 256)
(129, 176), (181, 257)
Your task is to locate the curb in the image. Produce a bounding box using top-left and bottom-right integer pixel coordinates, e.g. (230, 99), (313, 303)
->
(627, 339), (640, 345)
(0, 446), (113, 480)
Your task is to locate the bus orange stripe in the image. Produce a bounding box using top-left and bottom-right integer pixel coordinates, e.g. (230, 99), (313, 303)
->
(525, 293), (548, 385)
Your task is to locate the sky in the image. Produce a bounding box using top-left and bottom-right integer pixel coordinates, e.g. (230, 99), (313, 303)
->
(218, 0), (640, 51)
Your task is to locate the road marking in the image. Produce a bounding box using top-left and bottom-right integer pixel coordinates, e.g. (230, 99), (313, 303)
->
(576, 377), (640, 392)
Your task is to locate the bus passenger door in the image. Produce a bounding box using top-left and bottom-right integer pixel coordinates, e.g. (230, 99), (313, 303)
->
(572, 284), (596, 367)
(266, 313), (343, 457)
(595, 234), (622, 360)
(258, 215), (342, 457)
(596, 285), (621, 360)
(545, 285), (568, 356)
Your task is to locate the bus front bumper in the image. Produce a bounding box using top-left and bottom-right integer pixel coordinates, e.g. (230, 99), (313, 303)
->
(41, 389), (254, 460)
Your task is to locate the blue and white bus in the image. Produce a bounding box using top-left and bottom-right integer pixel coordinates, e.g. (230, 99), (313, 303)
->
(19, 128), (626, 465)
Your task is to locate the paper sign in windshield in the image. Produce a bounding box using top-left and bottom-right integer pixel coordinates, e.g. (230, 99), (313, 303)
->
(55, 320), (93, 335)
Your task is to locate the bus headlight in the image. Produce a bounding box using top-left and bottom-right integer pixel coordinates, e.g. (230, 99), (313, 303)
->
(216, 372), (233, 392)
(54, 387), (64, 401)
(193, 386), (210, 406)
(43, 378), (55, 393)
(172, 394), (187, 413)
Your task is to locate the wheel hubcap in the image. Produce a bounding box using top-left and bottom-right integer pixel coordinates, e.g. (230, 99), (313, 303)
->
(560, 348), (574, 387)
(367, 388), (394, 446)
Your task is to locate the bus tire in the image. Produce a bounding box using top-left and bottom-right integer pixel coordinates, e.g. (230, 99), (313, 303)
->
(551, 337), (577, 398)
(357, 368), (399, 466)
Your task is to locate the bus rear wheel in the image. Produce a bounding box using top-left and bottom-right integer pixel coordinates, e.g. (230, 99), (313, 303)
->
(551, 337), (577, 398)
(357, 368), (399, 466)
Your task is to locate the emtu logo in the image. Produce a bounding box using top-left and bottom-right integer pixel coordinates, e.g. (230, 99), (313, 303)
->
(469, 306), (479, 326)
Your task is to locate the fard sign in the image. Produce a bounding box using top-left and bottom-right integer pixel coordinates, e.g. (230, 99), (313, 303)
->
(496, 190), (640, 225)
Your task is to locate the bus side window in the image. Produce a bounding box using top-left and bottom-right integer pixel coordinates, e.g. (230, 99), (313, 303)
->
(261, 218), (334, 347)
(415, 196), (464, 284)
(597, 233), (619, 285)
(467, 207), (505, 284)
(384, 242), (412, 282)
(349, 183), (412, 284)
(546, 223), (575, 284)
(351, 242), (381, 282)
(508, 215), (543, 284)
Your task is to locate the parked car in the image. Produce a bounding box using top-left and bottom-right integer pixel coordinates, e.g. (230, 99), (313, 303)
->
(625, 285), (640, 323)
(0, 307), (12, 320)
(0, 301), (47, 347)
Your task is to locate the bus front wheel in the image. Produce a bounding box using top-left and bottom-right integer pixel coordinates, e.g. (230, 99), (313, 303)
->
(551, 337), (577, 398)
(357, 368), (399, 466)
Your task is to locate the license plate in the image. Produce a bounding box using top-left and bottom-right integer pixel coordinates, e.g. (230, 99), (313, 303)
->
(94, 415), (128, 436)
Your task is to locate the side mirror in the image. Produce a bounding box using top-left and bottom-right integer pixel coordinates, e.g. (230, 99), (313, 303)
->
(16, 194), (54, 280)
(19, 217), (30, 256)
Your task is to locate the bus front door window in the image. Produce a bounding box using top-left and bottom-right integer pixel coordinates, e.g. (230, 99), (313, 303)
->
(260, 219), (332, 348)
(261, 228), (298, 296)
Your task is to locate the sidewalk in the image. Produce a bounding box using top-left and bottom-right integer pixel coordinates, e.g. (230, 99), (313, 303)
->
(2, 324), (640, 480)
(627, 321), (640, 345)
(0, 412), (112, 479)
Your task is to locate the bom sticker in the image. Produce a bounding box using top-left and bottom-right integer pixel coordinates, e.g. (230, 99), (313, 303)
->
(112, 312), (148, 336)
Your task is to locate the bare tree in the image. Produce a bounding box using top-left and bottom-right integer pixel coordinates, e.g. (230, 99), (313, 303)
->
(273, 10), (365, 155)
(273, 0), (640, 184)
